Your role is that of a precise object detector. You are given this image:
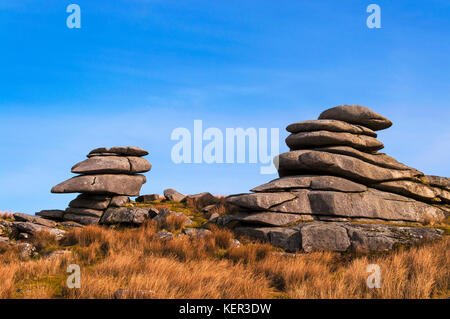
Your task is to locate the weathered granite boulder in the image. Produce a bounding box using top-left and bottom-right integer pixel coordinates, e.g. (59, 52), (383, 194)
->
(286, 131), (384, 152)
(318, 105), (392, 131)
(69, 194), (112, 210)
(251, 175), (367, 193)
(136, 194), (160, 202)
(425, 175), (450, 190)
(286, 119), (377, 137)
(227, 193), (296, 211)
(11, 222), (66, 240)
(163, 188), (186, 202)
(52, 174), (146, 196)
(13, 213), (57, 228)
(181, 192), (219, 207)
(100, 207), (150, 225)
(72, 156), (151, 174)
(35, 210), (65, 221)
(63, 214), (100, 225)
(277, 150), (419, 184)
(313, 146), (419, 172)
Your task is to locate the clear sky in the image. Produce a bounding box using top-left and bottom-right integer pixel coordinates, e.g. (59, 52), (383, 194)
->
(1, 0), (449, 214)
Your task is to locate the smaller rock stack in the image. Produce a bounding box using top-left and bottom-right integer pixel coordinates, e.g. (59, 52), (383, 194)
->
(50, 146), (151, 225)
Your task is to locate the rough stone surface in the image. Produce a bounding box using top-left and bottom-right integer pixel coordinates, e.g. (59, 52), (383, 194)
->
(227, 192), (296, 211)
(109, 196), (130, 207)
(277, 150), (418, 183)
(69, 195), (111, 210)
(136, 194), (160, 202)
(13, 213), (57, 228)
(300, 223), (351, 252)
(51, 174), (147, 196)
(307, 188), (445, 223)
(163, 188), (186, 202)
(318, 105), (393, 131)
(314, 146), (420, 172)
(425, 175), (450, 190)
(182, 192), (219, 207)
(65, 207), (104, 217)
(251, 175), (367, 193)
(12, 222), (66, 239)
(61, 221), (84, 229)
(221, 212), (306, 227)
(372, 180), (438, 202)
(286, 131), (384, 152)
(35, 210), (65, 221)
(72, 156), (151, 174)
(63, 214), (100, 225)
(286, 119), (377, 137)
(100, 207), (150, 225)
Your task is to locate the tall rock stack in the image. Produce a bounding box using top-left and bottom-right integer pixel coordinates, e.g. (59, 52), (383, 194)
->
(225, 105), (448, 252)
(51, 146), (151, 225)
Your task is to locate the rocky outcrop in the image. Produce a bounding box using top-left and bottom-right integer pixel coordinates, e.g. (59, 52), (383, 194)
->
(224, 105), (447, 252)
(234, 222), (444, 253)
(51, 146), (151, 225)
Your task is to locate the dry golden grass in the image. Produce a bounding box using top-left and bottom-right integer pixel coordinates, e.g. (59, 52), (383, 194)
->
(0, 220), (449, 299)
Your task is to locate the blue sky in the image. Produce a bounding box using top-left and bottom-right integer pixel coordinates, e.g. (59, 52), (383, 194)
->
(1, 0), (449, 214)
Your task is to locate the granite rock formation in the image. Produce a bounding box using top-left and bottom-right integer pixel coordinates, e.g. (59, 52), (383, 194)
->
(51, 146), (151, 225)
(223, 105), (448, 252)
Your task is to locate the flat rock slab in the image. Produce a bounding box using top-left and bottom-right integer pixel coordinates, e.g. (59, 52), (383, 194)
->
(72, 156), (151, 174)
(63, 214), (100, 225)
(13, 213), (57, 228)
(12, 222), (66, 239)
(65, 207), (104, 217)
(181, 192), (219, 207)
(136, 194), (160, 202)
(424, 175), (450, 191)
(69, 195), (112, 210)
(318, 105), (392, 131)
(227, 192), (296, 210)
(300, 223), (351, 252)
(229, 187), (445, 223)
(286, 119), (377, 137)
(100, 207), (150, 225)
(51, 174), (146, 196)
(314, 146), (420, 172)
(110, 196), (130, 207)
(286, 131), (384, 152)
(234, 222), (443, 252)
(35, 210), (65, 221)
(251, 175), (367, 193)
(277, 150), (418, 184)
(372, 180), (438, 202)
(88, 146), (149, 157)
(307, 188), (445, 223)
(163, 188), (186, 202)
(221, 212), (308, 227)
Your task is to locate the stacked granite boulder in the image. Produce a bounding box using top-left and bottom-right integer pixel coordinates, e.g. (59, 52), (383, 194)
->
(50, 146), (151, 225)
(224, 105), (448, 252)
